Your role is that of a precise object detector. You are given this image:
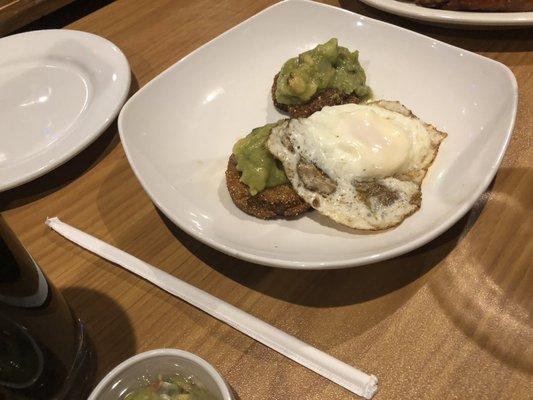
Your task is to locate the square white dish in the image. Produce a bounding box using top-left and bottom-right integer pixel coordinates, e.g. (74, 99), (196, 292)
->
(118, 0), (517, 269)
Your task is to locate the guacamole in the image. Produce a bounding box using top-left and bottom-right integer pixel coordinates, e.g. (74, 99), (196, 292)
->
(232, 123), (288, 195)
(124, 374), (215, 400)
(274, 38), (371, 105)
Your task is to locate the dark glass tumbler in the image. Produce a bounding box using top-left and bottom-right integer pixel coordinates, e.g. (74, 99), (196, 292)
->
(0, 216), (94, 399)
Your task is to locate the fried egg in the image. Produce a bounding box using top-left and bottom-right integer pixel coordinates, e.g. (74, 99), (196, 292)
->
(266, 101), (447, 230)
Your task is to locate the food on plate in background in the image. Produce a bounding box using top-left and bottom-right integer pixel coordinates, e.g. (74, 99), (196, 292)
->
(414, 0), (533, 11)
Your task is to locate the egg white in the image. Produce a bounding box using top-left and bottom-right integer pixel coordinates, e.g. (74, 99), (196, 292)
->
(267, 101), (447, 230)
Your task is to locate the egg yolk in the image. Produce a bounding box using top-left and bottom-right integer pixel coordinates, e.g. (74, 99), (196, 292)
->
(291, 104), (415, 180)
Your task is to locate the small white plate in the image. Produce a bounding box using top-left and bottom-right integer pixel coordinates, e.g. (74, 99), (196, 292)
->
(119, 0), (517, 269)
(358, 0), (533, 27)
(0, 30), (130, 191)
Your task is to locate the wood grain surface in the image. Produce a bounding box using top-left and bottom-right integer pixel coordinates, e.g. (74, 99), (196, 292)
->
(1, 0), (532, 398)
(0, 0), (73, 35)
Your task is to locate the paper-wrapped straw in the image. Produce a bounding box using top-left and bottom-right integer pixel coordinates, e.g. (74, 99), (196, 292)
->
(46, 217), (378, 398)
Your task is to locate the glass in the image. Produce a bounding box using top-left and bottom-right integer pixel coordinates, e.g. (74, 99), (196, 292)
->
(0, 216), (94, 399)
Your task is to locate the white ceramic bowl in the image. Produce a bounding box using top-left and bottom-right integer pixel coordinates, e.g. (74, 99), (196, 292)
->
(88, 349), (233, 400)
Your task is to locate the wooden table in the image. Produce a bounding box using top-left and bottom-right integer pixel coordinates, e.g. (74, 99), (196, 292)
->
(1, 1), (532, 398)
(0, 0), (74, 35)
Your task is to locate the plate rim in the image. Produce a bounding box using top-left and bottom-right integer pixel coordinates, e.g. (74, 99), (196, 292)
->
(118, 0), (518, 269)
(0, 29), (131, 192)
(357, 0), (533, 26)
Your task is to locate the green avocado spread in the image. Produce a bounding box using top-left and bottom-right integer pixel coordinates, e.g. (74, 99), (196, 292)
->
(274, 38), (371, 105)
(233, 123), (287, 196)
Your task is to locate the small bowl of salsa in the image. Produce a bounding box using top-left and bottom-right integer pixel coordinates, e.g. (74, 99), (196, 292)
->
(88, 349), (233, 400)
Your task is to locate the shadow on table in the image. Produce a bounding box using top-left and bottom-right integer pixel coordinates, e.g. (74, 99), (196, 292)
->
(0, 73), (139, 212)
(338, 0), (533, 54)
(428, 167), (533, 375)
(228, 384), (241, 400)
(14, 0), (115, 34)
(158, 182), (491, 308)
(62, 286), (137, 383)
(0, 123), (118, 211)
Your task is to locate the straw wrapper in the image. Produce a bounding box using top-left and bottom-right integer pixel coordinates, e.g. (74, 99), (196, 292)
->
(46, 217), (378, 399)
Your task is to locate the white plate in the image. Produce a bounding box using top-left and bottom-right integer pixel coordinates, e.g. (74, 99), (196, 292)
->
(0, 30), (130, 191)
(118, 0), (517, 269)
(358, 0), (533, 27)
